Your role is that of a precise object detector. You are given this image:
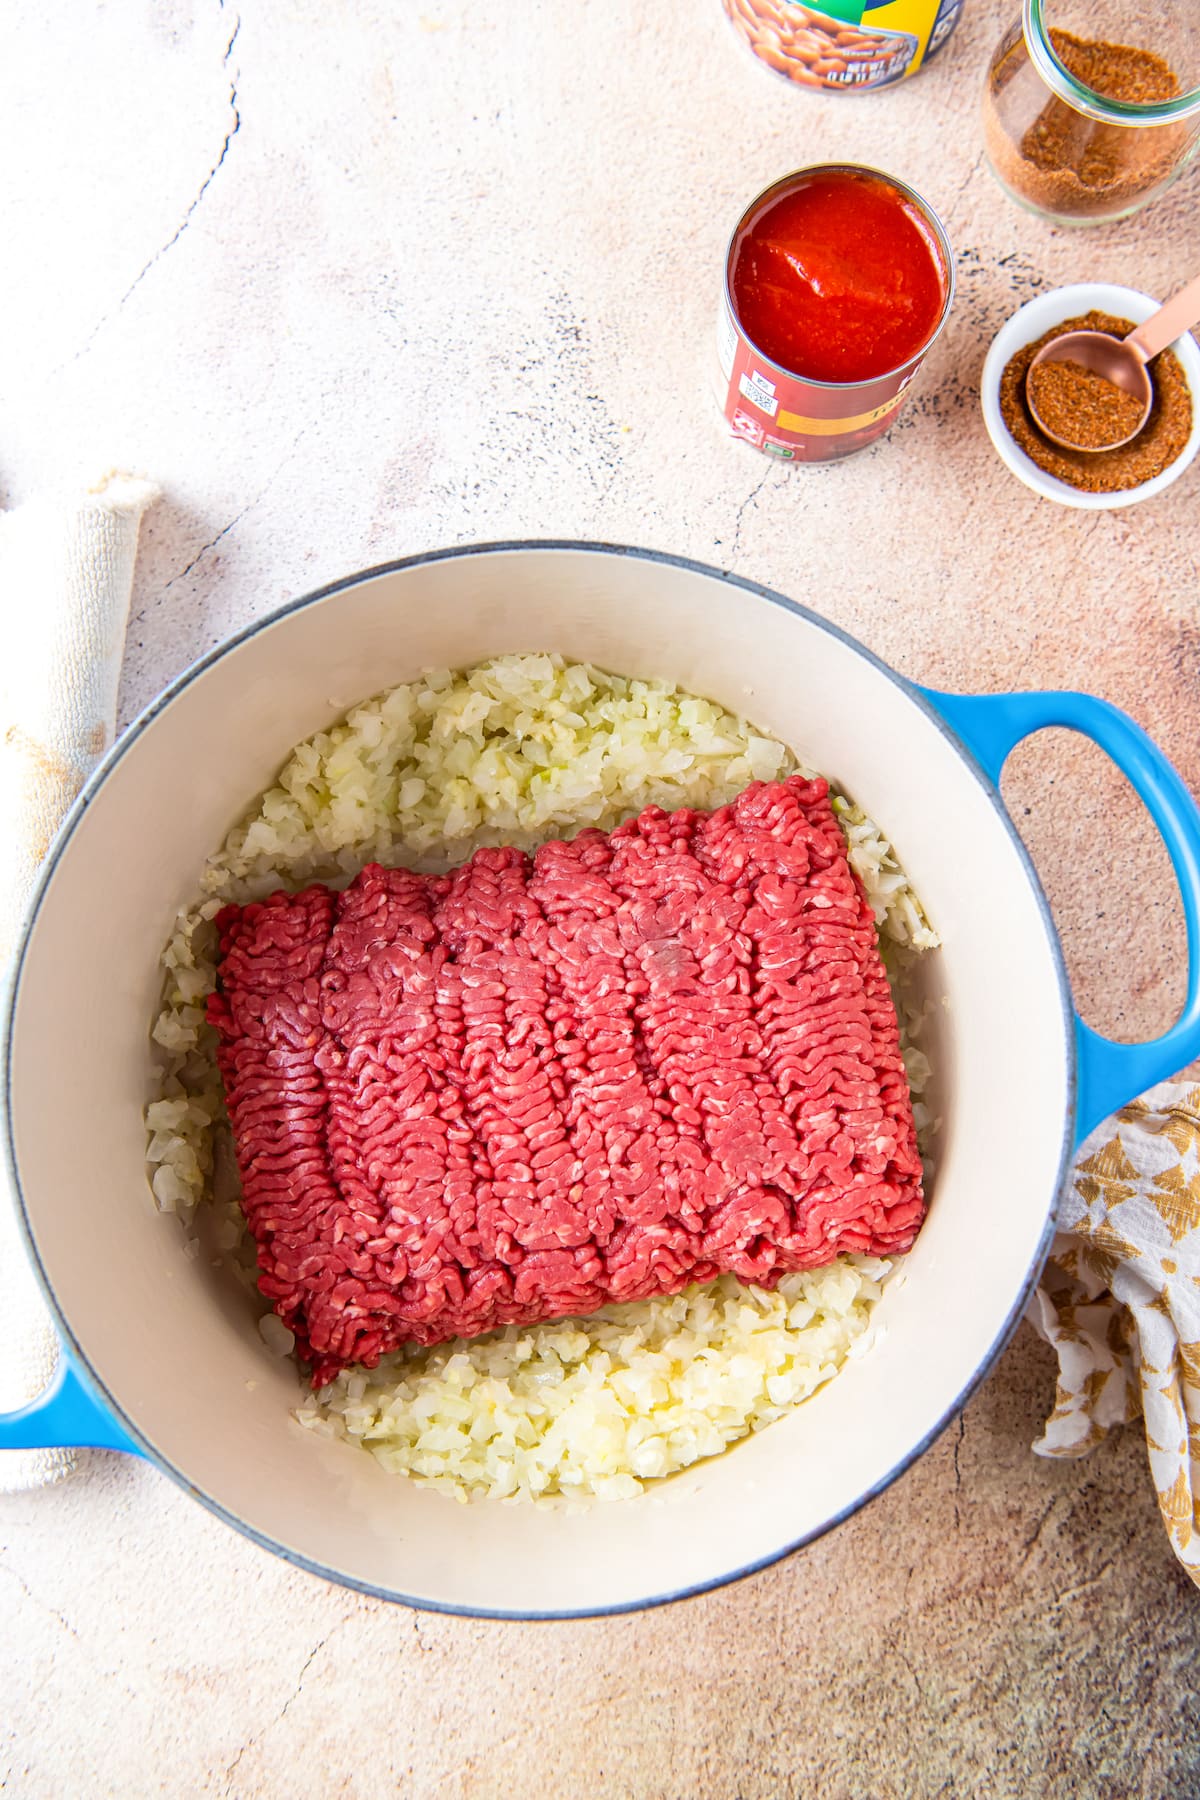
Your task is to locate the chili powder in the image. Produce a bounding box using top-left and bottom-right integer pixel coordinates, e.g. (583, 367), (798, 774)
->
(1025, 358), (1147, 451)
(983, 32), (1185, 221)
(1000, 312), (1193, 494)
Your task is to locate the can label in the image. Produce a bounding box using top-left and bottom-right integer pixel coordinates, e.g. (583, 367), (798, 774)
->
(723, 0), (962, 92)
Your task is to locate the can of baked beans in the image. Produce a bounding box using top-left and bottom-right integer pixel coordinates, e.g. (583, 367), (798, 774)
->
(717, 165), (954, 463)
(723, 0), (963, 91)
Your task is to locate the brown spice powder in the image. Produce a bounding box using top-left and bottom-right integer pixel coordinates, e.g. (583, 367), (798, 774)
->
(999, 312), (1193, 494)
(1025, 358), (1147, 450)
(982, 30), (1185, 219)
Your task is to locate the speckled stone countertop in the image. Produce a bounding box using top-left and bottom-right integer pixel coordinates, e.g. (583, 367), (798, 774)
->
(2, 2), (1198, 1794)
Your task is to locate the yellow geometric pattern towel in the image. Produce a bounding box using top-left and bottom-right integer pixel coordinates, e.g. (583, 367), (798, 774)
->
(1028, 1079), (1200, 1586)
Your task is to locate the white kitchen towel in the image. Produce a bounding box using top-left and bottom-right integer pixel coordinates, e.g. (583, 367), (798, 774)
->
(1029, 1079), (1200, 1587)
(0, 473), (157, 1491)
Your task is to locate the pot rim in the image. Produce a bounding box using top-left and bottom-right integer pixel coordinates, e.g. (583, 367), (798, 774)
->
(2, 539), (1073, 1619)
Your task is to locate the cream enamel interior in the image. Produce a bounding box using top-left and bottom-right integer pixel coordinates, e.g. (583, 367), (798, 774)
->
(7, 547), (1070, 1615)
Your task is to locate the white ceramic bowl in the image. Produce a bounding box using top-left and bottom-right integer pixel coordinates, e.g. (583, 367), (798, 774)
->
(980, 282), (1200, 510)
(6, 544), (1200, 1617)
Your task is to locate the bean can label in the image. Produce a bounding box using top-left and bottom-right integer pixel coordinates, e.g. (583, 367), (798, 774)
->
(723, 0), (963, 91)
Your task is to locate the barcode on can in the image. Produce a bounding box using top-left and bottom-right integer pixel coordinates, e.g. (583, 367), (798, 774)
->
(739, 370), (779, 417)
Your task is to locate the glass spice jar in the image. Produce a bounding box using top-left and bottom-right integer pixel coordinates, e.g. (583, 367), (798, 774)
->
(981, 0), (1200, 226)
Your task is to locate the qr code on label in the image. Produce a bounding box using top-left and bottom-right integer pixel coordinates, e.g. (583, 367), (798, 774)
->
(738, 370), (779, 417)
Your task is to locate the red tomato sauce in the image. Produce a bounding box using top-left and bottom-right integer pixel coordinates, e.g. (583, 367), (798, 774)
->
(730, 170), (947, 385)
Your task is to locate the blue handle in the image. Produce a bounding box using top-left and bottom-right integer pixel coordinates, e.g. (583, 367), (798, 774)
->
(0, 1353), (141, 1457)
(922, 687), (1200, 1146)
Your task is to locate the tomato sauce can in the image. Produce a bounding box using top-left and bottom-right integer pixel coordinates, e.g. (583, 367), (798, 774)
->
(717, 166), (955, 464)
(723, 0), (964, 92)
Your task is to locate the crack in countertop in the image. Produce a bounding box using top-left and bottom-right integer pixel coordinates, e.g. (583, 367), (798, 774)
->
(55, 6), (243, 374)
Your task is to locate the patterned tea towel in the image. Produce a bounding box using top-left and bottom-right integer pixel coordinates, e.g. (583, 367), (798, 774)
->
(0, 473), (158, 1492)
(1029, 1079), (1200, 1586)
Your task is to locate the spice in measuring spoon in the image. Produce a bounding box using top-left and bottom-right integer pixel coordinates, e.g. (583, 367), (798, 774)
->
(1025, 359), (1146, 451)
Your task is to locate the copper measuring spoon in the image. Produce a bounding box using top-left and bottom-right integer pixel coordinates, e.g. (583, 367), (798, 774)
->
(1026, 273), (1200, 453)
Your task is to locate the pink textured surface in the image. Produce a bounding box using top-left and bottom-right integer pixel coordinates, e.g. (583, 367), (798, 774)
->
(5, 0), (1199, 1784)
(211, 778), (923, 1381)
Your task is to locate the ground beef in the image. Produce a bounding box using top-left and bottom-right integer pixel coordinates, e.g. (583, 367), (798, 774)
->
(208, 777), (925, 1386)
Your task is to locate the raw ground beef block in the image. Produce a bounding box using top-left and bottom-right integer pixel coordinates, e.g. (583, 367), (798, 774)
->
(208, 777), (925, 1386)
